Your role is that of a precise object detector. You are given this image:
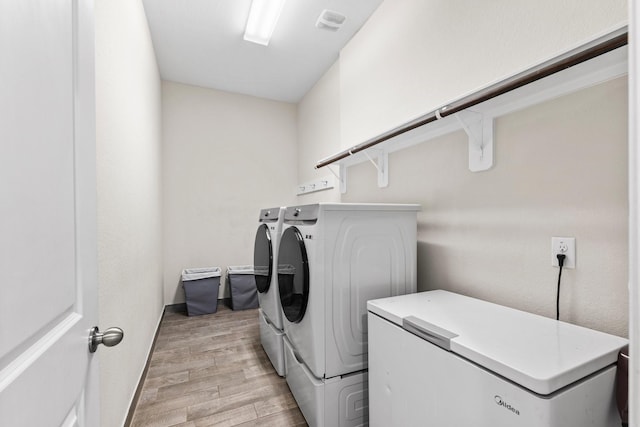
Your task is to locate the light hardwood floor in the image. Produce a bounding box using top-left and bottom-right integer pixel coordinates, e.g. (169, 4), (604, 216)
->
(129, 306), (307, 427)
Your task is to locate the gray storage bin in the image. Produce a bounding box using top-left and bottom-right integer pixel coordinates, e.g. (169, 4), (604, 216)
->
(227, 265), (258, 310)
(181, 267), (221, 316)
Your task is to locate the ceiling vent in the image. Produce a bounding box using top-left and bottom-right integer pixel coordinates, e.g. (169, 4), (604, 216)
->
(316, 9), (346, 32)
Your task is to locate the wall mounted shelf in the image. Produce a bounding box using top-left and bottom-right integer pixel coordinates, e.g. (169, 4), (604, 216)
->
(315, 27), (628, 193)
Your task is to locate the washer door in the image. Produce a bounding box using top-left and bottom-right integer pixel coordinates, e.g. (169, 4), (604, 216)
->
(277, 227), (309, 323)
(253, 224), (272, 293)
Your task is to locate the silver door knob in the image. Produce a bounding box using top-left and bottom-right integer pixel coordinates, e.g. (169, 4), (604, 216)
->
(88, 326), (124, 353)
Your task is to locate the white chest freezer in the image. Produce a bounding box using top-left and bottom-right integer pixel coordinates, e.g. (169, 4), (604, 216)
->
(367, 290), (628, 427)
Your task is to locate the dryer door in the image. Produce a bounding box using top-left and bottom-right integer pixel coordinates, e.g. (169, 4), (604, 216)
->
(253, 224), (273, 293)
(277, 227), (309, 323)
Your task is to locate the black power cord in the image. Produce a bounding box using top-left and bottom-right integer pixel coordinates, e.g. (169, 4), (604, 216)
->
(556, 254), (566, 321)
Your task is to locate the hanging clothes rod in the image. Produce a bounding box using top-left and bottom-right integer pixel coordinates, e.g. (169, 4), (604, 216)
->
(315, 28), (628, 170)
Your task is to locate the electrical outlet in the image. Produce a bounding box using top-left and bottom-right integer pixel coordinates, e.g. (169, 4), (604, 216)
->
(551, 237), (576, 269)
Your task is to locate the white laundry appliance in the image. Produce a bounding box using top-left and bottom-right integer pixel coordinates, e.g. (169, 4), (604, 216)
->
(367, 290), (629, 427)
(277, 203), (420, 427)
(253, 206), (286, 376)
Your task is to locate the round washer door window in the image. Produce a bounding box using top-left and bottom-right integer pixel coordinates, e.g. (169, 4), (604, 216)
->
(277, 226), (309, 323)
(253, 224), (272, 293)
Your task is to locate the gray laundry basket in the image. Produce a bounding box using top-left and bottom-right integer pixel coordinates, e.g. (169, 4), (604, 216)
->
(227, 265), (258, 310)
(181, 267), (221, 316)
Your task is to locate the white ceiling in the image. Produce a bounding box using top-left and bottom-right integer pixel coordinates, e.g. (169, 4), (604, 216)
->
(142, 0), (383, 103)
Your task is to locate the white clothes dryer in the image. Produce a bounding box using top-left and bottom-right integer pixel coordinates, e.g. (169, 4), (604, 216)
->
(253, 206), (286, 376)
(277, 203), (419, 427)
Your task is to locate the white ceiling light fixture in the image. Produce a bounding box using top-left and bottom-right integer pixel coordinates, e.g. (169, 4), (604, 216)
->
(244, 0), (287, 46)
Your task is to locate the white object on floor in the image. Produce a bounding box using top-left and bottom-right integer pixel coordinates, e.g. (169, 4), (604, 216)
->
(277, 203), (419, 426)
(367, 290), (629, 427)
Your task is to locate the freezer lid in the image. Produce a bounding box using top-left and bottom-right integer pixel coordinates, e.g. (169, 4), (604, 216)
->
(367, 290), (628, 395)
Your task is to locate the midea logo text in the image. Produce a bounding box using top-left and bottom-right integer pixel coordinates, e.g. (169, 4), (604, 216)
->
(494, 395), (520, 416)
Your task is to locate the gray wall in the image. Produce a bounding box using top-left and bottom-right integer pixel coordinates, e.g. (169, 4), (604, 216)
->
(162, 82), (298, 304)
(342, 77), (628, 336)
(339, 0), (627, 148)
(95, 1), (164, 425)
(297, 0), (629, 337)
(296, 62), (342, 204)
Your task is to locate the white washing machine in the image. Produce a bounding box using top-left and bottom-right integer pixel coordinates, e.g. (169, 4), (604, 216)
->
(277, 203), (419, 427)
(253, 206), (286, 376)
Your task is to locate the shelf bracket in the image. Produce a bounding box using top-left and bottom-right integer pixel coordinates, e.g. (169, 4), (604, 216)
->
(326, 165), (346, 194)
(363, 149), (389, 188)
(454, 110), (494, 172)
(339, 163), (347, 193)
(327, 163), (347, 194)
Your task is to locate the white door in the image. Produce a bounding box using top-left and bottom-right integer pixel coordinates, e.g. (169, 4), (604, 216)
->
(0, 0), (103, 425)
